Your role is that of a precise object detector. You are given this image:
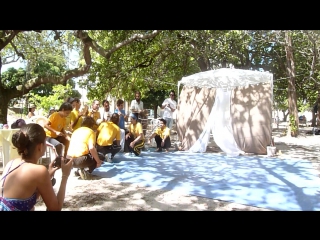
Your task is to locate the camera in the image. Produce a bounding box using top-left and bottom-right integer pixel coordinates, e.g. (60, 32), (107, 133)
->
(53, 156), (71, 168)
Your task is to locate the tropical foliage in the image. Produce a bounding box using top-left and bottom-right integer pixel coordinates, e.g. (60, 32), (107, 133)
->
(2, 30), (320, 137)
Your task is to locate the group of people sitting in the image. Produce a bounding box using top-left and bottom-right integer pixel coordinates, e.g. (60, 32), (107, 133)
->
(0, 93), (173, 211)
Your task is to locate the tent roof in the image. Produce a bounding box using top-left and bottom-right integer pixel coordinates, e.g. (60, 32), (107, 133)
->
(178, 68), (273, 89)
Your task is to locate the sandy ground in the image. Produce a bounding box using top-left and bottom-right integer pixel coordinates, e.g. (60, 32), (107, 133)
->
(2, 113), (320, 211)
(33, 123), (320, 211)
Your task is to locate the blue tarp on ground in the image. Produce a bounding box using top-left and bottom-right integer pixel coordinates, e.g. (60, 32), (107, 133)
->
(92, 150), (320, 211)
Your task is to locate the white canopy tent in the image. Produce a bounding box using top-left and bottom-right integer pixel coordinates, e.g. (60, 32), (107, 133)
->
(177, 68), (273, 156)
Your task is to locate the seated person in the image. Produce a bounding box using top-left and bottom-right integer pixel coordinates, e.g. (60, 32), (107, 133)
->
(124, 113), (145, 156)
(11, 119), (26, 129)
(96, 113), (122, 162)
(70, 98), (87, 133)
(44, 102), (73, 157)
(67, 116), (104, 180)
(86, 99), (101, 131)
(148, 118), (171, 152)
(0, 123), (73, 211)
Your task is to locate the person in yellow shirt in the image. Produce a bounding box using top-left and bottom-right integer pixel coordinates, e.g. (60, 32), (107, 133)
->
(67, 116), (104, 180)
(70, 98), (86, 132)
(44, 102), (73, 157)
(148, 118), (171, 152)
(87, 99), (101, 131)
(96, 113), (121, 162)
(124, 113), (145, 156)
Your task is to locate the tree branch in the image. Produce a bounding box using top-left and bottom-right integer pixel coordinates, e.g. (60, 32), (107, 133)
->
(10, 42), (25, 60)
(0, 30), (22, 51)
(13, 44), (91, 94)
(74, 30), (161, 59)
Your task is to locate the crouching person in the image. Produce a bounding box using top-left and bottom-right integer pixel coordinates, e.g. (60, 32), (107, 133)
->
(67, 116), (104, 180)
(148, 118), (171, 152)
(124, 114), (145, 156)
(96, 113), (122, 162)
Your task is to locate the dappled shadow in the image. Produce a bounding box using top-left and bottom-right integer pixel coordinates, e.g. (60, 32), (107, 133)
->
(35, 178), (269, 211)
(90, 151), (320, 211)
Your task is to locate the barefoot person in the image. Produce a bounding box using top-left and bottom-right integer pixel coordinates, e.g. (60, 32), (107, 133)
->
(0, 123), (73, 211)
(148, 118), (171, 152)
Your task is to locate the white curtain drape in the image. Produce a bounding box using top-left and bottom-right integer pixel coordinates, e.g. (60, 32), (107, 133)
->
(188, 88), (244, 157)
(211, 88), (244, 156)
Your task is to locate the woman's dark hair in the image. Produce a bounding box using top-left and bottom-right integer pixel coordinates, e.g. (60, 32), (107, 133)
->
(12, 123), (46, 159)
(58, 102), (73, 111)
(81, 116), (95, 129)
(169, 90), (175, 96)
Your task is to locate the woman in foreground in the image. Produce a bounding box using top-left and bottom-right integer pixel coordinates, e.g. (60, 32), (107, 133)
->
(0, 123), (73, 211)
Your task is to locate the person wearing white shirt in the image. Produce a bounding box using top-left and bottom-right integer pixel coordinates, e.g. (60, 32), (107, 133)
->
(161, 90), (177, 130)
(130, 91), (144, 121)
(99, 99), (113, 123)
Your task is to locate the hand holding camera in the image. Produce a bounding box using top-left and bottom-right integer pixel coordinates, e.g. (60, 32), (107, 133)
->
(53, 156), (71, 168)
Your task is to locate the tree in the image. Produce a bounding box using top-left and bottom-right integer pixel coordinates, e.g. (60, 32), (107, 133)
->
(0, 30), (161, 124)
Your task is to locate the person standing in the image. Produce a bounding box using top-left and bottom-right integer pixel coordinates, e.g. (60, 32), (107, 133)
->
(0, 123), (73, 211)
(114, 99), (128, 151)
(148, 118), (171, 152)
(47, 107), (56, 118)
(124, 113), (145, 156)
(87, 99), (101, 131)
(96, 113), (122, 162)
(44, 102), (73, 157)
(67, 116), (104, 180)
(130, 91), (144, 121)
(27, 104), (36, 119)
(161, 90), (177, 130)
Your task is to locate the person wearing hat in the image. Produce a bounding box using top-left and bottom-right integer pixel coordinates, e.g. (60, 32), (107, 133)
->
(47, 107), (56, 118)
(124, 113), (145, 156)
(27, 104), (36, 118)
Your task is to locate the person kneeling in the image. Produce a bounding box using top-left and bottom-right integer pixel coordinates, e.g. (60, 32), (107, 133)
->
(96, 113), (122, 162)
(148, 118), (171, 152)
(67, 116), (104, 180)
(124, 114), (145, 156)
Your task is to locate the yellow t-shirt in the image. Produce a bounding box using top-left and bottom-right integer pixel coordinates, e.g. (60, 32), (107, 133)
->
(65, 113), (72, 132)
(87, 110), (101, 131)
(67, 127), (96, 157)
(96, 121), (120, 146)
(45, 112), (66, 138)
(129, 122), (144, 140)
(154, 126), (170, 139)
(70, 109), (83, 132)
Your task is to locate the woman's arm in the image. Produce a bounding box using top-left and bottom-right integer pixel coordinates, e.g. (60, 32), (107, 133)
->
(36, 166), (67, 211)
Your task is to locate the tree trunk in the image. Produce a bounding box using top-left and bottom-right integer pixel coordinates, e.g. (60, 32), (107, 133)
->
(0, 91), (11, 124)
(285, 31), (299, 137)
